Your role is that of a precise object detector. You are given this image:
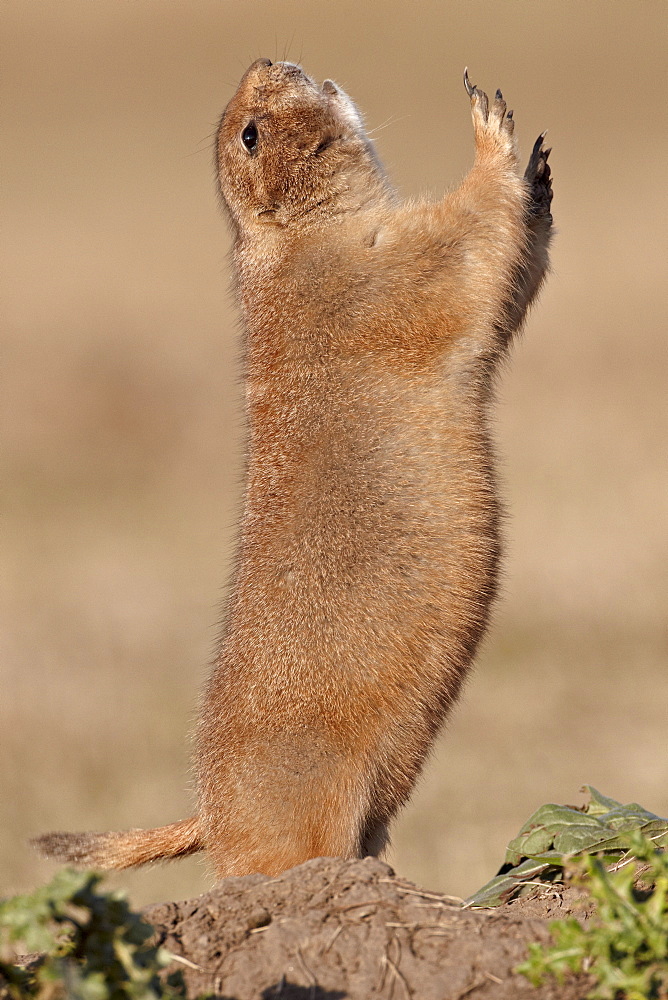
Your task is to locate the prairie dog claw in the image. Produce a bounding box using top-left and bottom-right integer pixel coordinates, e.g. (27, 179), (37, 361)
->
(524, 134), (553, 219)
(463, 68), (475, 97)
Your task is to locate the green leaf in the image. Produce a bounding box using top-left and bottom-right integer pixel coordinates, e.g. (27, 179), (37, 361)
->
(504, 802), (611, 865)
(0, 867), (186, 999)
(465, 856), (564, 908)
(581, 786), (623, 816)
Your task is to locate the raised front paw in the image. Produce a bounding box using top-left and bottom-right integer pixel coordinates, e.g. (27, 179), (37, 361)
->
(464, 69), (518, 166)
(524, 133), (553, 221)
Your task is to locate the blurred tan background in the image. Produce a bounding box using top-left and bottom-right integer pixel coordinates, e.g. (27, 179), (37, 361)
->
(3, 0), (667, 907)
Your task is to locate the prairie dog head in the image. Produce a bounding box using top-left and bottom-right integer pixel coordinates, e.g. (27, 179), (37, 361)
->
(216, 60), (388, 234)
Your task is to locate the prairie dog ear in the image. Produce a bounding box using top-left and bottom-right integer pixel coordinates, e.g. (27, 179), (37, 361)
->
(323, 79), (365, 131)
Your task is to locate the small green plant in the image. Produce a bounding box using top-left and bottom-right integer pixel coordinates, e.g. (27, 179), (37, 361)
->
(517, 830), (668, 999)
(466, 786), (668, 908)
(0, 868), (185, 999)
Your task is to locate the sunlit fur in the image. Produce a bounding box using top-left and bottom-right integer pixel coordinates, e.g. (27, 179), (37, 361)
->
(33, 61), (552, 878)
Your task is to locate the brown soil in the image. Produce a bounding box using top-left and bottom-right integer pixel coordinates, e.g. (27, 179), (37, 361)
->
(144, 856), (593, 999)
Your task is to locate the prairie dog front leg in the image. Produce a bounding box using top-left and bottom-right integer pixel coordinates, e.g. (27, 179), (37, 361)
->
(429, 73), (529, 352)
(466, 71), (519, 168)
(464, 73), (554, 340)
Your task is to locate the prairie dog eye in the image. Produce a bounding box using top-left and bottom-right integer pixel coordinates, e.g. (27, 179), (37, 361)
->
(241, 123), (258, 152)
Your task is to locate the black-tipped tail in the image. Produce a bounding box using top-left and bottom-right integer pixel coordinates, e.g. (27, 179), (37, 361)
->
(31, 816), (202, 870)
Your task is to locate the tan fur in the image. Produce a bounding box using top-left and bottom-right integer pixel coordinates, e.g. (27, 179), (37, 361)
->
(32, 817), (201, 869)
(33, 61), (552, 878)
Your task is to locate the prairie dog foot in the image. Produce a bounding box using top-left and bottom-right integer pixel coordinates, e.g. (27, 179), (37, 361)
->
(464, 69), (518, 165)
(524, 133), (553, 221)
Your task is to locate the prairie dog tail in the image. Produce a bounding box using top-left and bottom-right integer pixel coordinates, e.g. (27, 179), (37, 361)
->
(31, 816), (202, 871)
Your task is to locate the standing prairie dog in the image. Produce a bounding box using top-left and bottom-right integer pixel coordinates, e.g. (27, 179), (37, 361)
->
(34, 60), (552, 878)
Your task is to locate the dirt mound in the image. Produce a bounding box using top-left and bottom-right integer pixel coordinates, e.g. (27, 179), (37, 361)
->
(145, 856), (592, 999)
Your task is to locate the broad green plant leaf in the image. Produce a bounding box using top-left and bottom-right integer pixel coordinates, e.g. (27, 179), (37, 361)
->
(465, 787), (668, 908)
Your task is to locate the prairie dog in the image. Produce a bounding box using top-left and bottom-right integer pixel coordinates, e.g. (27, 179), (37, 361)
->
(34, 61), (552, 878)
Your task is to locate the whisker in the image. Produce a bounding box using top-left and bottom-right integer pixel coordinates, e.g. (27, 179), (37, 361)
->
(183, 126), (220, 159)
(367, 114), (406, 137)
(285, 28), (297, 64)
